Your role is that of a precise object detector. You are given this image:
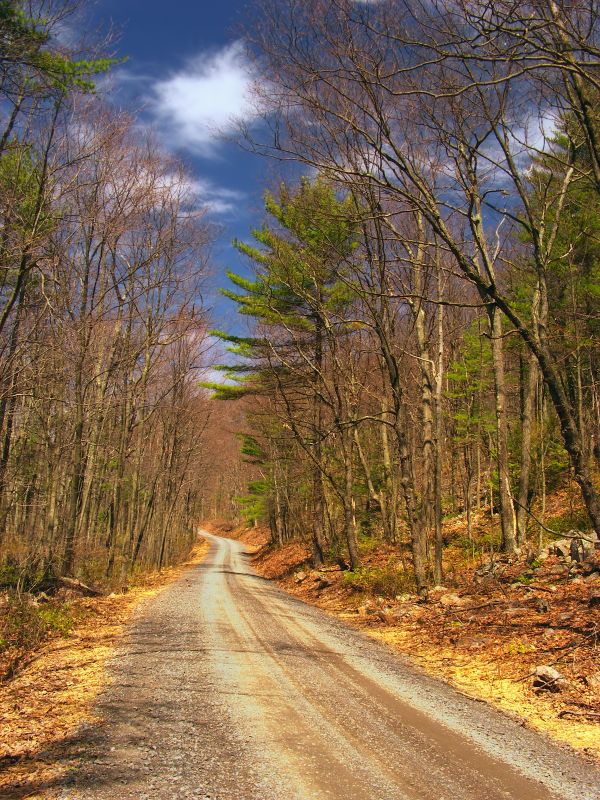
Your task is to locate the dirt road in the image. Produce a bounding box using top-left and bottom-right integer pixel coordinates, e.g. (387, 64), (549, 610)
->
(58, 532), (600, 800)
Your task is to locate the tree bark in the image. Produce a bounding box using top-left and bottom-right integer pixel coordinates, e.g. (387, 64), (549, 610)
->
(516, 350), (537, 545)
(487, 305), (517, 553)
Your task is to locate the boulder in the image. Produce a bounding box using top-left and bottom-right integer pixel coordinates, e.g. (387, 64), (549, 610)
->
(439, 592), (470, 608)
(553, 541), (570, 558)
(294, 570), (307, 583)
(570, 538), (584, 562)
(538, 539), (571, 561)
(533, 665), (567, 692)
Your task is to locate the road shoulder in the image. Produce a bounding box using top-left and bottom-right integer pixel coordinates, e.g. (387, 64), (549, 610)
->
(0, 539), (210, 799)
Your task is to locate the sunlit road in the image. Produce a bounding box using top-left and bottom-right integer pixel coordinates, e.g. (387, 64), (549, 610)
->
(58, 532), (600, 800)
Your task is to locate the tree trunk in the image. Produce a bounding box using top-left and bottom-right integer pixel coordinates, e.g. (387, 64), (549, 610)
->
(433, 298), (444, 585)
(516, 350), (537, 545)
(487, 305), (517, 553)
(63, 407), (85, 576)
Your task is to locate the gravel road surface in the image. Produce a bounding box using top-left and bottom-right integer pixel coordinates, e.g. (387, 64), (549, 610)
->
(58, 531), (600, 800)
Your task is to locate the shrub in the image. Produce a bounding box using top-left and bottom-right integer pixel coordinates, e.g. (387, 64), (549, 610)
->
(0, 591), (74, 680)
(342, 563), (414, 597)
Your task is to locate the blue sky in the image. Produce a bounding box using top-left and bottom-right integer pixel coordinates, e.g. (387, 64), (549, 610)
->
(87, 0), (289, 331)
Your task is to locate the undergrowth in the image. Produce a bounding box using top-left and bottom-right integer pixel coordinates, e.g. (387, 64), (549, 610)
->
(0, 591), (75, 681)
(342, 563), (415, 598)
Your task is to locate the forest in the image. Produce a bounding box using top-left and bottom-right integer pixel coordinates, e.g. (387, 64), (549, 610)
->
(1, 1), (600, 796)
(206, 0), (600, 596)
(0, 0), (219, 592)
(0, 0), (599, 598)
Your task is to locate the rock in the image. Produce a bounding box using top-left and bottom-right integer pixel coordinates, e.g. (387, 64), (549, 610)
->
(359, 603), (378, 616)
(474, 559), (504, 577)
(533, 665), (567, 692)
(56, 587), (83, 601)
(588, 592), (600, 608)
(585, 672), (600, 690)
(538, 540), (566, 560)
(294, 570), (307, 583)
(439, 592), (469, 608)
(389, 607), (411, 621)
(553, 541), (569, 558)
(556, 611), (575, 623)
(463, 635), (492, 650)
(504, 606), (523, 617)
(533, 597), (549, 613)
(584, 571), (600, 583)
(546, 564), (567, 576)
(570, 538), (584, 562)
(314, 576), (333, 590)
(525, 548), (539, 565)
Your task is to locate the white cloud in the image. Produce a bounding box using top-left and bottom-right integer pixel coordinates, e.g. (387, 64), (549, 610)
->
(188, 178), (246, 216)
(151, 41), (257, 156)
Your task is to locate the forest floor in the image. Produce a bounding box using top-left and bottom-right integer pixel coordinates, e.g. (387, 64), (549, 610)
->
(0, 540), (210, 799)
(205, 512), (600, 762)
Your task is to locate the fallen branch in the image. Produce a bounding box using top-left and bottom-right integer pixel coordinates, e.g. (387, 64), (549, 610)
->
(38, 576), (102, 597)
(511, 498), (597, 544)
(558, 710), (600, 721)
(444, 600), (504, 614)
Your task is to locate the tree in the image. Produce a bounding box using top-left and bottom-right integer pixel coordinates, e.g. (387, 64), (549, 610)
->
(248, 0), (600, 542)
(209, 178), (364, 568)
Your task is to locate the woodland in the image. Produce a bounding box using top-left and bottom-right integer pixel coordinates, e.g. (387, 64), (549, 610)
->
(1, 0), (600, 661)
(0, 0), (218, 601)
(206, 0), (600, 595)
(1, 6), (600, 791)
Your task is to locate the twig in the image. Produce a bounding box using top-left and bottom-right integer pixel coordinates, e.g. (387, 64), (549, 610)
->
(558, 710), (600, 720)
(512, 497), (597, 544)
(516, 626), (599, 683)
